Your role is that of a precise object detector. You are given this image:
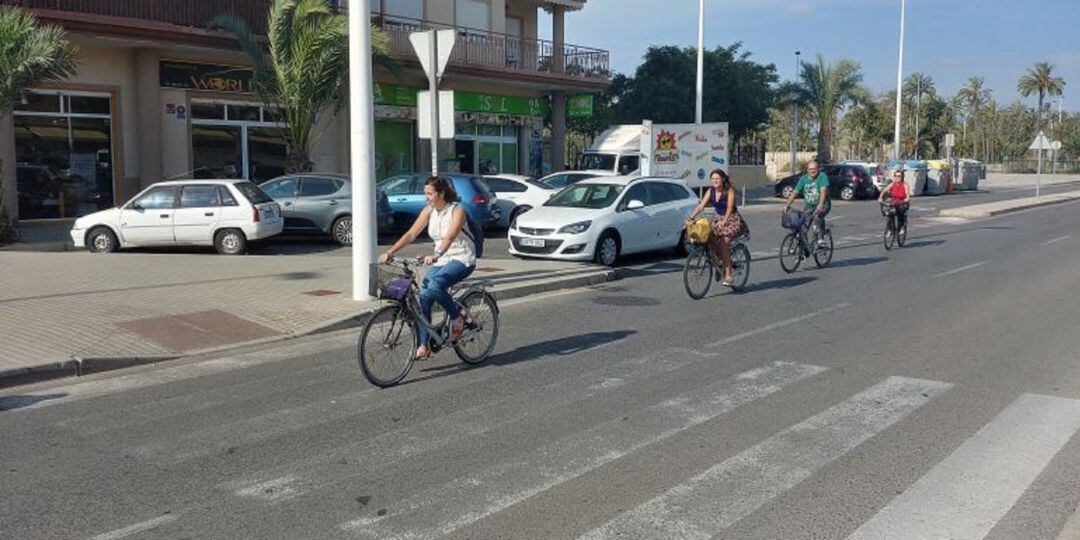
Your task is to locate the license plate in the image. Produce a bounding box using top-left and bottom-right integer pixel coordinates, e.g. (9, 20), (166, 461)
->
(519, 237), (545, 248)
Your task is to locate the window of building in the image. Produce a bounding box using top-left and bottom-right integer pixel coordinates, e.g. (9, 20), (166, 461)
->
(456, 0), (491, 30)
(191, 100), (287, 183)
(13, 90), (115, 220)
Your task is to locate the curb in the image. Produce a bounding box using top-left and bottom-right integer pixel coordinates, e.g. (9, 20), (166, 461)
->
(938, 191), (1080, 219)
(0, 268), (615, 390)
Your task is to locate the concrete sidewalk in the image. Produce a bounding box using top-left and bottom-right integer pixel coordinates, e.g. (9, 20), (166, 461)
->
(938, 189), (1080, 219)
(0, 249), (612, 386)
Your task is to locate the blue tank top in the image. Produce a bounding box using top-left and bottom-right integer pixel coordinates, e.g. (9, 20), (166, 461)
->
(710, 186), (736, 214)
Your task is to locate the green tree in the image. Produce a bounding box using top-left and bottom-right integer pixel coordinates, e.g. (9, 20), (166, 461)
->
(0, 5), (78, 242)
(608, 43), (777, 142)
(956, 77), (991, 160)
(793, 54), (865, 164)
(211, 0), (393, 173)
(1017, 61), (1065, 126)
(902, 72), (935, 158)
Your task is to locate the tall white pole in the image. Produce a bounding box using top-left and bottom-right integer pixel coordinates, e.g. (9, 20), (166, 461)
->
(914, 77), (920, 159)
(792, 50), (800, 173)
(350, 0), (377, 301)
(427, 30), (441, 173)
(892, 0), (906, 164)
(695, 0), (705, 124)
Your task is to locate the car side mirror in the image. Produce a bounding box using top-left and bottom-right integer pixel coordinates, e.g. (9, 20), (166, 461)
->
(626, 200), (645, 210)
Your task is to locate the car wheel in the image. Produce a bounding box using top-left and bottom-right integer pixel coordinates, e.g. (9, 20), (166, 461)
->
(214, 229), (247, 255)
(595, 231), (620, 267)
(332, 215), (352, 246)
(781, 185), (795, 199)
(840, 185), (856, 201)
(674, 230), (689, 257)
(86, 226), (118, 254)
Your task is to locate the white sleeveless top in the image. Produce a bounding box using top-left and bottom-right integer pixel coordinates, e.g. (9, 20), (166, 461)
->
(428, 203), (476, 267)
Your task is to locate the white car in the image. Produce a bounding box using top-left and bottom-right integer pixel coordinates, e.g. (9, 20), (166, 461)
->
(508, 175), (698, 266)
(536, 170), (616, 191)
(483, 174), (558, 228)
(70, 179), (283, 255)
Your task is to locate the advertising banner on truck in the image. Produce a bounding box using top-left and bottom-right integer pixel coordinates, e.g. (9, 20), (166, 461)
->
(639, 121), (729, 188)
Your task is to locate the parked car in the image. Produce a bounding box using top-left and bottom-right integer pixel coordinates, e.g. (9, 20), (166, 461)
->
(509, 175), (698, 266)
(259, 173), (393, 246)
(773, 164), (874, 201)
(377, 173), (499, 229)
(70, 179), (282, 255)
(483, 174), (558, 228)
(535, 170), (614, 190)
(843, 160), (886, 195)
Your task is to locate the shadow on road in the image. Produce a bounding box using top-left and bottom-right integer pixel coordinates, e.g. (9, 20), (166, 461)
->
(901, 239), (947, 249)
(745, 276), (817, 292)
(829, 256), (888, 269)
(404, 331), (636, 385)
(0, 393), (67, 412)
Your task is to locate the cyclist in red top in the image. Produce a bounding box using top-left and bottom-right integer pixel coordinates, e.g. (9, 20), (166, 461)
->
(878, 168), (911, 227)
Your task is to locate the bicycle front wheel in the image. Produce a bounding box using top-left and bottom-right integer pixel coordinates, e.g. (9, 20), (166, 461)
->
(729, 244), (751, 290)
(453, 291), (500, 364)
(883, 221), (895, 251)
(358, 305), (417, 387)
(814, 230), (834, 268)
(780, 233), (801, 273)
(897, 223), (907, 247)
(683, 246), (714, 299)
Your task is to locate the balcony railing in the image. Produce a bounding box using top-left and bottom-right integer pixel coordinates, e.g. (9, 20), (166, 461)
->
(374, 15), (611, 82)
(9, 0), (273, 34)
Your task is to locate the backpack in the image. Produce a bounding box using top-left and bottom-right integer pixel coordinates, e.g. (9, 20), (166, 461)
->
(455, 204), (485, 258)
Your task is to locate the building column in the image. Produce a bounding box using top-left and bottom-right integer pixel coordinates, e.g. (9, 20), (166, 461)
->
(552, 5), (566, 73)
(135, 49), (162, 192)
(1, 113), (17, 222)
(552, 91), (567, 170)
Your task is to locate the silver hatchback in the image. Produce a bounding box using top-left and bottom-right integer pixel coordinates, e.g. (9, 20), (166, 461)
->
(260, 173), (394, 246)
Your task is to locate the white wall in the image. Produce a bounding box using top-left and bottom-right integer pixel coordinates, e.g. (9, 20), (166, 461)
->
(160, 89), (191, 179)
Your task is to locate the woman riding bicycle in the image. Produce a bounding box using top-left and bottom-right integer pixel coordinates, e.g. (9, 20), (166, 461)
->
(379, 176), (475, 360)
(878, 168), (911, 227)
(686, 169), (749, 286)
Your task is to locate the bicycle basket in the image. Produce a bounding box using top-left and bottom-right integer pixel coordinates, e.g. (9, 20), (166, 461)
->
(375, 266), (412, 301)
(781, 211), (804, 230)
(686, 218), (712, 244)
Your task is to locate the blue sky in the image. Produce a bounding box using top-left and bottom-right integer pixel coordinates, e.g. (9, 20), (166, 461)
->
(540, 0), (1079, 112)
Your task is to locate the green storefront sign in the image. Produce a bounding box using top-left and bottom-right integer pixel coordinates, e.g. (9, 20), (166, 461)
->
(373, 84), (547, 117)
(568, 94), (594, 118)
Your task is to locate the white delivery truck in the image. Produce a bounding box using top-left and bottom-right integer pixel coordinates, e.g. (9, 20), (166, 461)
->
(578, 121), (730, 189)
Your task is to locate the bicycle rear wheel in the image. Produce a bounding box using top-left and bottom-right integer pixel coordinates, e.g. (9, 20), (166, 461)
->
(683, 245), (714, 299)
(814, 230), (834, 267)
(453, 291), (500, 364)
(780, 233), (801, 273)
(729, 244), (751, 290)
(358, 305), (417, 387)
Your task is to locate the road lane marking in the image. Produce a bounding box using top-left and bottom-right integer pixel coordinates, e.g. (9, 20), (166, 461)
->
(88, 515), (177, 540)
(339, 361), (827, 538)
(932, 260), (987, 278)
(849, 393), (1080, 540)
(583, 376), (952, 539)
(1041, 235), (1072, 246)
(706, 303), (850, 348)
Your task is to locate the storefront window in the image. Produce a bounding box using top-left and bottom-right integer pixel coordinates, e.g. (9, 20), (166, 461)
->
(192, 125), (243, 179)
(478, 142), (501, 174)
(192, 102), (225, 120)
(13, 91), (115, 220)
(247, 127), (288, 182)
(191, 100), (287, 182)
(374, 121), (414, 180)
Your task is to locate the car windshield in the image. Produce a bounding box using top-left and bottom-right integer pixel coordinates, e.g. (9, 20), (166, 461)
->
(579, 153), (616, 171)
(234, 182), (273, 204)
(525, 179), (550, 190)
(545, 183), (624, 209)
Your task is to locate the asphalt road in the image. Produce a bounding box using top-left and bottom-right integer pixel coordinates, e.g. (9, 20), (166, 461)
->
(3, 193), (1080, 539)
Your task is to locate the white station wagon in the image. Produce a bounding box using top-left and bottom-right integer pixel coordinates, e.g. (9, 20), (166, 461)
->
(70, 179), (283, 255)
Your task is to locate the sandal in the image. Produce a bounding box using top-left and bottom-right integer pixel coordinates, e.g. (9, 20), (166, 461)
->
(414, 345), (431, 361)
(451, 317), (465, 342)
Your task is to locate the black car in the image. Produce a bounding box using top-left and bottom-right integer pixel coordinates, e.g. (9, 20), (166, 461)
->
(773, 164), (876, 201)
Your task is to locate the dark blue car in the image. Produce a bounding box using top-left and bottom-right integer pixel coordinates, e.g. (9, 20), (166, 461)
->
(377, 173), (499, 229)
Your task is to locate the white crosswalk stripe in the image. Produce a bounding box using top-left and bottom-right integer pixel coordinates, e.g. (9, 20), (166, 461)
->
(849, 393), (1080, 540)
(339, 361), (826, 538)
(581, 376), (952, 539)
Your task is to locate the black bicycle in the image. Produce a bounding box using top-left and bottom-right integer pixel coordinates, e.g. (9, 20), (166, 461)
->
(683, 232), (750, 299)
(358, 257), (499, 387)
(880, 201), (908, 251)
(780, 209), (833, 273)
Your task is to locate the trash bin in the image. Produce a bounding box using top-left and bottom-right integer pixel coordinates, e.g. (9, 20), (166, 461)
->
(925, 160), (951, 195)
(888, 160), (929, 197)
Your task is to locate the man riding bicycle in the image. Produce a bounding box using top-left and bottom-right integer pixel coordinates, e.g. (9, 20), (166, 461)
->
(878, 168), (911, 227)
(783, 159), (830, 244)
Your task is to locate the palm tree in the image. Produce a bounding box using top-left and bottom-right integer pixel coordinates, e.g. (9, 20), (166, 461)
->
(902, 72), (935, 158)
(211, 0), (393, 173)
(794, 54), (865, 164)
(0, 5), (78, 242)
(1017, 61), (1065, 125)
(956, 77), (991, 159)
